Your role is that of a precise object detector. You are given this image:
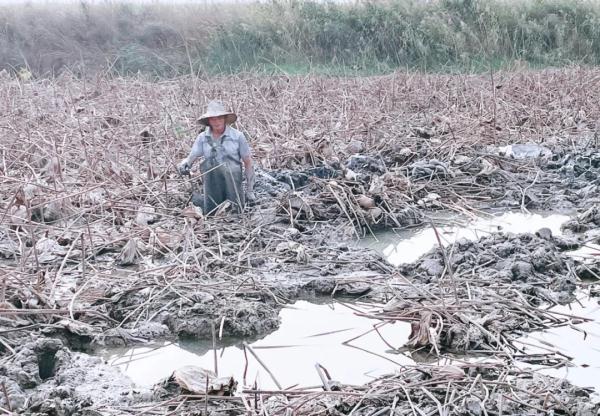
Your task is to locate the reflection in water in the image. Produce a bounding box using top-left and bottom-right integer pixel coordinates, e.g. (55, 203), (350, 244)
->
(101, 301), (412, 389)
(104, 295), (600, 394)
(517, 294), (600, 392)
(360, 211), (571, 266)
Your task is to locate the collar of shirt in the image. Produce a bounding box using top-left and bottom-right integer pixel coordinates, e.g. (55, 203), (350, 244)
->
(205, 125), (232, 142)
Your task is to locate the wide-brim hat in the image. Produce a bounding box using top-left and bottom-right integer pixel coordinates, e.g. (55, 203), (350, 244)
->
(197, 101), (237, 126)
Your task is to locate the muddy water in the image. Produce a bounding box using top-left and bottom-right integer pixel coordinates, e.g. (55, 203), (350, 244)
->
(360, 211), (570, 266)
(101, 301), (412, 389)
(103, 211), (600, 392)
(517, 294), (600, 393)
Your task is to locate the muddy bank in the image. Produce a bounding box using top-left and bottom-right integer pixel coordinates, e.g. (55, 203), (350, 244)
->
(0, 337), (146, 415)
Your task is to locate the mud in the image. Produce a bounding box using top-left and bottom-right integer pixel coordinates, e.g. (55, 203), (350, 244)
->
(3, 71), (600, 414)
(3, 151), (599, 414)
(0, 337), (145, 414)
(263, 367), (599, 416)
(4, 148), (600, 413)
(398, 229), (579, 304)
(110, 290), (281, 340)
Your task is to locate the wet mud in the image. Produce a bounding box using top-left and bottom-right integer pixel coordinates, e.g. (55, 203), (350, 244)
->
(1, 338), (144, 415)
(398, 229), (579, 304)
(3, 70), (600, 414)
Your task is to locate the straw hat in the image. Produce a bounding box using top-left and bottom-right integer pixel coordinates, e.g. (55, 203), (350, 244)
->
(197, 101), (237, 126)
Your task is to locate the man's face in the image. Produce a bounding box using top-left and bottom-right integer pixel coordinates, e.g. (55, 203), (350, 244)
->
(208, 116), (226, 131)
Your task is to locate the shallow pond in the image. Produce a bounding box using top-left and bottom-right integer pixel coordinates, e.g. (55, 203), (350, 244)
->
(100, 300), (412, 389)
(102, 211), (600, 394)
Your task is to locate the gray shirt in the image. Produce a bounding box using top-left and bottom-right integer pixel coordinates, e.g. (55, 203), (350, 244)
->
(186, 126), (251, 171)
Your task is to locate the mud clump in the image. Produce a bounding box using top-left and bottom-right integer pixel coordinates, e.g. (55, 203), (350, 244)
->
(0, 337), (146, 414)
(107, 288), (281, 339)
(379, 228), (585, 353)
(92, 322), (172, 347)
(1, 338), (62, 389)
(562, 204), (600, 238)
(270, 165), (338, 190)
(400, 231), (577, 304)
(165, 298), (280, 338)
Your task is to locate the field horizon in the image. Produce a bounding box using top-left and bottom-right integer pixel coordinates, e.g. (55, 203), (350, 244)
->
(2, 0), (600, 78)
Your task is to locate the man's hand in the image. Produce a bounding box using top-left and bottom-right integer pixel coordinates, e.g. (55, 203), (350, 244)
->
(178, 160), (191, 176)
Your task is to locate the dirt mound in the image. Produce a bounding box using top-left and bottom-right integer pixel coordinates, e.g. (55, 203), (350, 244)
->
(400, 230), (578, 304)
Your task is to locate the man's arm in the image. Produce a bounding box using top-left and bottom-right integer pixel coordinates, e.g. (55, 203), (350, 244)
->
(238, 132), (256, 201)
(178, 135), (203, 174)
(186, 136), (204, 166)
(243, 156), (256, 201)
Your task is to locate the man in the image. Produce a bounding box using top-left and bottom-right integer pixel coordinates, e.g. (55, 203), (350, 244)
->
(178, 101), (255, 213)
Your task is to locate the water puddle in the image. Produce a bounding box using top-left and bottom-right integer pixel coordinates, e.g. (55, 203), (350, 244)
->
(100, 301), (413, 389)
(103, 294), (600, 394)
(567, 243), (600, 262)
(516, 293), (600, 392)
(101, 210), (600, 394)
(360, 211), (570, 266)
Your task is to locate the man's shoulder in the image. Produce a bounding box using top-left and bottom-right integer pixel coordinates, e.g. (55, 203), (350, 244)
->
(195, 132), (209, 143)
(226, 126), (245, 140)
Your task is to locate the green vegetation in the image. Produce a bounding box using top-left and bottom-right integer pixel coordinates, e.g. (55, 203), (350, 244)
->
(2, 0), (600, 77)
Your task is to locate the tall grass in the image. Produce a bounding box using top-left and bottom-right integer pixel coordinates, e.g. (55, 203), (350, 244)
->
(2, 0), (600, 77)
